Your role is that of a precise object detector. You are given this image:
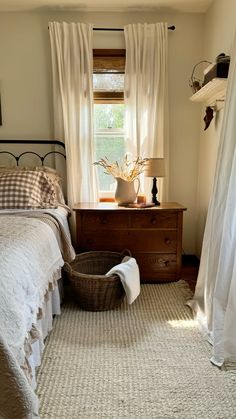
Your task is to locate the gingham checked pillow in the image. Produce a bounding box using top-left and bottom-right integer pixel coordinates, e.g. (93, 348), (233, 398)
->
(0, 170), (57, 209)
(0, 165), (66, 205)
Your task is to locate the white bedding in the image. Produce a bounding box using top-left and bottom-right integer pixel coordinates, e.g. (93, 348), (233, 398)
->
(0, 205), (70, 235)
(0, 210), (75, 419)
(29, 281), (62, 389)
(0, 215), (64, 367)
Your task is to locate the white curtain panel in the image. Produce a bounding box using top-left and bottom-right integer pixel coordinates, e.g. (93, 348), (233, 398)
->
(124, 23), (169, 200)
(188, 32), (236, 367)
(49, 22), (98, 214)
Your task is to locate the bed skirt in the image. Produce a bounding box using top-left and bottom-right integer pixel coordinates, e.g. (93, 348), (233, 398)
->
(29, 277), (63, 389)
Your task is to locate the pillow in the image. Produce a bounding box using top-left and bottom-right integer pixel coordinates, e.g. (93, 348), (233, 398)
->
(37, 167), (66, 205)
(0, 170), (58, 209)
(0, 166), (65, 205)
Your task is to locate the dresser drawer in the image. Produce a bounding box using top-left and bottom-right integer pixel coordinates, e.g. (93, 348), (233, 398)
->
(130, 212), (177, 229)
(81, 230), (177, 252)
(136, 252), (177, 270)
(81, 212), (128, 230)
(135, 252), (177, 280)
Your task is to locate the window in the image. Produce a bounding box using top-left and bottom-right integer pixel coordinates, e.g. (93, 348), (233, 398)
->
(94, 103), (125, 193)
(93, 50), (126, 195)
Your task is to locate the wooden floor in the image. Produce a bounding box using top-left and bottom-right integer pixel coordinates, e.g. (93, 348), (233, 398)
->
(181, 254), (199, 293)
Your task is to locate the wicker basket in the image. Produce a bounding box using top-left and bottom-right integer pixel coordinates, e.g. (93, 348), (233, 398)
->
(63, 251), (130, 311)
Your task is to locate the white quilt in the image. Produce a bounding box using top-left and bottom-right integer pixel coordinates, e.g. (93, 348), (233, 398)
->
(0, 214), (70, 418)
(0, 215), (64, 368)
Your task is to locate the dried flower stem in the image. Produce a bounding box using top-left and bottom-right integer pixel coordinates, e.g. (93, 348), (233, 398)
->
(94, 155), (149, 181)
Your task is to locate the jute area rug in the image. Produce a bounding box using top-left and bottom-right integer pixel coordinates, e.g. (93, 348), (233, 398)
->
(36, 282), (236, 419)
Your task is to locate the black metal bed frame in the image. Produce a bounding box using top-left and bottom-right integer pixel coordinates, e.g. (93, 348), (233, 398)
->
(0, 139), (66, 166)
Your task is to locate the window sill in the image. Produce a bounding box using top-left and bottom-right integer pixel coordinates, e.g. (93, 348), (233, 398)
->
(99, 197), (115, 202)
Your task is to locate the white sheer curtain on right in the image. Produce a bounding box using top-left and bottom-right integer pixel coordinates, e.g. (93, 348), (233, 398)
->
(188, 31), (236, 368)
(124, 23), (169, 200)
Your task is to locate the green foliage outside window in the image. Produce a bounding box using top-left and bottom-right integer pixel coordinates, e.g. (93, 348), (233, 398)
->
(94, 104), (124, 129)
(95, 136), (125, 191)
(94, 104), (125, 191)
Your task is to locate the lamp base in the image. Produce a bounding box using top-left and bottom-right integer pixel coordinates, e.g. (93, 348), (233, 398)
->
(151, 177), (160, 206)
(152, 198), (160, 206)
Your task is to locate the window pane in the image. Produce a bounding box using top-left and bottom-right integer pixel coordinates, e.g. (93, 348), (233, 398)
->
(93, 74), (124, 92)
(94, 104), (124, 129)
(95, 135), (125, 191)
(94, 103), (126, 192)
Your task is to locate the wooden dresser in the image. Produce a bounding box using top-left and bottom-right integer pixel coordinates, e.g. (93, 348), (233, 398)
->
(73, 202), (186, 283)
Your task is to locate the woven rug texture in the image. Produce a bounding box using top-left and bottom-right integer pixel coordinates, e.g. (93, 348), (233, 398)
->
(36, 282), (236, 419)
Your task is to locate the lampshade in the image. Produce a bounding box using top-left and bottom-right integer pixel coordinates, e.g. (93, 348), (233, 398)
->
(145, 158), (165, 178)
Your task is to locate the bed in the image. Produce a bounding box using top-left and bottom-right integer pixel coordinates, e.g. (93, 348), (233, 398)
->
(0, 140), (75, 419)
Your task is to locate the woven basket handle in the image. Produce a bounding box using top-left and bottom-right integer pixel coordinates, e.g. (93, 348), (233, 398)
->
(121, 248), (132, 258)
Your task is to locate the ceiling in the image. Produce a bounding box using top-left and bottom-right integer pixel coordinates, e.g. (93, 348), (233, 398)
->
(0, 0), (214, 13)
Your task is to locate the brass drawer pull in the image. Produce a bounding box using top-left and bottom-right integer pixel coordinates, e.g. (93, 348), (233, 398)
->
(151, 217), (157, 225)
(165, 238), (171, 245)
(159, 258), (170, 267)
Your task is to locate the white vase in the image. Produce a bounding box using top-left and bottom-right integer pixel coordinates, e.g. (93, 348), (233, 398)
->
(115, 177), (140, 205)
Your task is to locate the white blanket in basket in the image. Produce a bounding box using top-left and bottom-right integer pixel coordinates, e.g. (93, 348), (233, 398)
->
(106, 256), (140, 304)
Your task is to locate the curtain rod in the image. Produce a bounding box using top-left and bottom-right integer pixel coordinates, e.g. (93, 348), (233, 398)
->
(93, 25), (175, 31)
(48, 25), (175, 31)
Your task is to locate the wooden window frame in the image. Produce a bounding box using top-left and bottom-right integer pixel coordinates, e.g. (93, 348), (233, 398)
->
(94, 91), (124, 104)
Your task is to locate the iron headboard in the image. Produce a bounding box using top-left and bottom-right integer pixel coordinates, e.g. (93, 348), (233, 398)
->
(0, 139), (66, 165)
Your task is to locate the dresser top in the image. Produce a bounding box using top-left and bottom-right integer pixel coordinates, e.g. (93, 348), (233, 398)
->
(73, 202), (187, 211)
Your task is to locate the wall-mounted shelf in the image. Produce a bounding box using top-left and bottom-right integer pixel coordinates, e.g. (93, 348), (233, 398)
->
(190, 78), (227, 109)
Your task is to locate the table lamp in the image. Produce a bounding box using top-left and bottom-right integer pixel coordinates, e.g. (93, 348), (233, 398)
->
(145, 158), (165, 206)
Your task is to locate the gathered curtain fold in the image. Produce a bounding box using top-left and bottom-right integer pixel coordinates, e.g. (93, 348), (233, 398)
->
(49, 22), (98, 234)
(188, 31), (236, 367)
(124, 22), (169, 201)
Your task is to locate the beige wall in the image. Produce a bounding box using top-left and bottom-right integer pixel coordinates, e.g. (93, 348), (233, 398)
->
(0, 10), (204, 253)
(196, 0), (236, 256)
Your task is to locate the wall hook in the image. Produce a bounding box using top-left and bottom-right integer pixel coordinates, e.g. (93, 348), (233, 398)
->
(204, 106), (214, 130)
